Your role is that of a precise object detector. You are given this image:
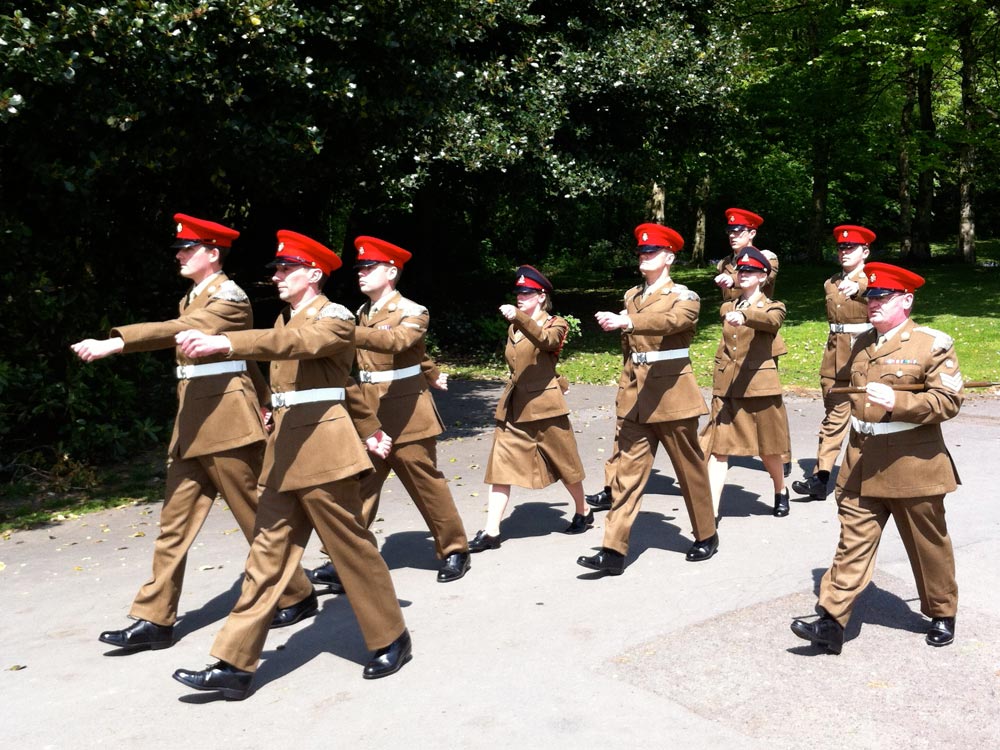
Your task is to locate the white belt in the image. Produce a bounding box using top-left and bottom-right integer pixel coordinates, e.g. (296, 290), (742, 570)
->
(271, 387), (346, 409)
(850, 417), (920, 436)
(631, 348), (689, 365)
(358, 363), (421, 384)
(175, 361), (247, 380)
(830, 323), (873, 334)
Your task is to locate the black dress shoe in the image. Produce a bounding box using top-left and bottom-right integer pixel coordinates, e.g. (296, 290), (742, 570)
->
(99, 619), (174, 652)
(685, 533), (719, 562)
(270, 590), (318, 629)
(468, 530), (501, 553)
(173, 661), (253, 700)
(563, 510), (594, 535)
(437, 551), (471, 582)
(585, 487), (612, 511)
(925, 616), (955, 647)
(576, 548), (625, 576)
(790, 614), (844, 654)
(308, 561), (346, 594)
(774, 488), (790, 517)
(783, 461), (792, 477)
(791, 474), (829, 500)
(363, 629), (412, 679)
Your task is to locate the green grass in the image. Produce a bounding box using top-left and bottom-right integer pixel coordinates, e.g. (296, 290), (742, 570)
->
(0, 450), (165, 534)
(440, 246), (1000, 389)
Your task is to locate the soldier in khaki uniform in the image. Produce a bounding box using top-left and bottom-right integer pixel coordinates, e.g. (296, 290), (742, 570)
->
(71, 214), (316, 654)
(792, 263), (963, 653)
(577, 224), (718, 576)
(468, 265), (590, 552)
(308, 235), (470, 587)
(172, 230), (410, 700)
(701, 247), (791, 517)
(792, 225), (873, 501)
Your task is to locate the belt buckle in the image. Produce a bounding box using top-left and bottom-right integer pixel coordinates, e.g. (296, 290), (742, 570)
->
(634, 352), (647, 365)
(177, 365), (192, 379)
(832, 324), (845, 334)
(272, 393), (287, 409)
(359, 370), (373, 384)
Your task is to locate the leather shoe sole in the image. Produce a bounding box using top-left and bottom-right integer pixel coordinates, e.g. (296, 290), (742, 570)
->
(363, 630), (412, 680)
(270, 590), (318, 629)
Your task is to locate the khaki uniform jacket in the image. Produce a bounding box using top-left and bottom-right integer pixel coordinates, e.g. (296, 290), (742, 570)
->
(616, 282), (708, 424)
(717, 250), (786, 358)
(226, 295), (372, 493)
(836, 318), (964, 498)
(711, 294), (786, 398)
(819, 267), (870, 382)
(111, 274), (268, 460)
(355, 291), (444, 444)
(494, 310), (569, 424)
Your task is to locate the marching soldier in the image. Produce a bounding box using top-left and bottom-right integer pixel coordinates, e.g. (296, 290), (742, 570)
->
(309, 235), (471, 588)
(714, 207), (791, 478)
(700, 247), (791, 517)
(791, 263), (963, 653)
(792, 225), (873, 500)
(172, 230), (410, 699)
(71, 214), (316, 654)
(577, 224), (718, 576)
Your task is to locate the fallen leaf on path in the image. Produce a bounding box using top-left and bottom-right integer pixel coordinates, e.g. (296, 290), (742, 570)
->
(6, 665), (26, 671)
(130, 531), (146, 538)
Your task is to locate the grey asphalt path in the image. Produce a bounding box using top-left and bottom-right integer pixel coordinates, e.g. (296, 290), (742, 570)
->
(2, 382), (998, 749)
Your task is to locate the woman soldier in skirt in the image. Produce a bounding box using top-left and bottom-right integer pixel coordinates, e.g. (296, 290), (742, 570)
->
(468, 265), (591, 552)
(700, 246), (791, 518)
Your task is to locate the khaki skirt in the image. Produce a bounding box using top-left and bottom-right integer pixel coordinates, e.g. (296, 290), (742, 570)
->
(700, 394), (791, 457)
(484, 415), (586, 489)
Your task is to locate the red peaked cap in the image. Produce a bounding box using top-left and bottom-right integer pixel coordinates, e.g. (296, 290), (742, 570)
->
(514, 264), (553, 294)
(725, 207), (764, 229)
(270, 230), (342, 275)
(634, 223), (684, 253)
(353, 235), (412, 268)
(734, 246), (773, 274)
(171, 213), (239, 249)
(834, 224), (876, 245)
(863, 262), (925, 299)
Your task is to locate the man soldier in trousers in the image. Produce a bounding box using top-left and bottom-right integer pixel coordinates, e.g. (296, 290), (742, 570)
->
(172, 230), (410, 699)
(577, 223), (718, 576)
(792, 224), (873, 501)
(715, 207), (791, 478)
(792, 263), (963, 653)
(309, 235), (471, 589)
(71, 214), (317, 653)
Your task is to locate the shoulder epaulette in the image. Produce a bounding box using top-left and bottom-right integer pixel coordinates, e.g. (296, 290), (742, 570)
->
(397, 297), (428, 319)
(210, 279), (249, 303)
(317, 302), (355, 321)
(913, 326), (954, 352)
(666, 283), (699, 302)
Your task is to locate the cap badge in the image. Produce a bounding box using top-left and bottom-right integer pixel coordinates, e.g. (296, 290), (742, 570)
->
(641, 232), (648, 242)
(729, 215), (735, 223)
(517, 275), (526, 285)
(278, 242), (284, 252)
(869, 272), (876, 282)
(176, 222), (183, 233)
(842, 230), (849, 238)
(359, 246), (365, 255)
(740, 253), (750, 264)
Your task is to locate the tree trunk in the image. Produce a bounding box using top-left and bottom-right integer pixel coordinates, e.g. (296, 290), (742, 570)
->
(649, 180), (665, 224)
(807, 135), (830, 263)
(958, 14), (977, 263)
(898, 57), (915, 260)
(692, 172), (709, 265)
(911, 61), (934, 262)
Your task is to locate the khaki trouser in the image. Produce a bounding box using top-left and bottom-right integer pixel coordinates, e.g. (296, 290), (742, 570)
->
(813, 377), (853, 474)
(211, 476), (406, 672)
(360, 438), (468, 558)
(818, 491), (958, 627)
(603, 416), (716, 555)
(129, 444), (313, 626)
